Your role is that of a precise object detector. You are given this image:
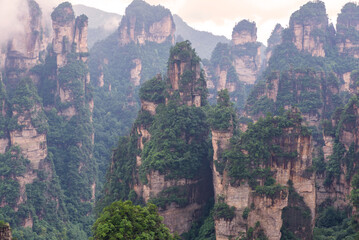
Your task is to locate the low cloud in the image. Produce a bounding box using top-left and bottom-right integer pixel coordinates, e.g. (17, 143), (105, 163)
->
(0, 0), (28, 46)
(0, 0), (60, 47)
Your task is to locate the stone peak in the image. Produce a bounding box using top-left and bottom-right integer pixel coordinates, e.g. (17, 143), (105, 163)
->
(232, 20), (257, 45)
(267, 24), (283, 47)
(289, 0), (327, 26)
(51, 2), (75, 25)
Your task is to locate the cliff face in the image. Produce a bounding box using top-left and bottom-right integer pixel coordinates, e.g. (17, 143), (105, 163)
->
(118, 0), (175, 46)
(212, 109), (315, 240)
(266, 24), (283, 64)
(0, 2), (95, 238)
(336, 3), (359, 58)
(316, 97), (359, 208)
(0, 223), (12, 240)
(51, 2), (89, 68)
(5, 0), (44, 81)
(105, 42), (212, 235)
(204, 20), (263, 112)
(167, 41), (205, 107)
(136, 42), (210, 234)
(10, 105), (47, 169)
(231, 20), (262, 85)
(232, 20), (257, 46)
(289, 1), (327, 57)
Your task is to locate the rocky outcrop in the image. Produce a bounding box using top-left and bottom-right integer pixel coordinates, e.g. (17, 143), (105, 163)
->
(266, 24), (283, 63)
(204, 21), (263, 110)
(336, 3), (359, 58)
(127, 41), (212, 235)
(134, 169), (211, 234)
(213, 109), (315, 240)
(232, 20), (257, 45)
(118, 0), (175, 46)
(231, 20), (262, 85)
(289, 1), (327, 57)
(51, 2), (89, 67)
(5, 0), (44, 81)
(167, 41), (205, 107)
(0, 223), (12, 240)
(130, 59), (142, 86)
(10, 105), (47, 169)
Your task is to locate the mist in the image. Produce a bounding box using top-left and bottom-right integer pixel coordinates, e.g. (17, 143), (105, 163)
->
(0, 0), (29, 46)
(0, 0), (62, 47)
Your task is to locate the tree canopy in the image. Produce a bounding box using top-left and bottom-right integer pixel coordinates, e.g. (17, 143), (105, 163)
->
(92, 200), (176, 240)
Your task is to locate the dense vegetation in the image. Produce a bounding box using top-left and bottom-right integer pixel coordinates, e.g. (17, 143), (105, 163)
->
(92, 200), (176, 240)
(224, 110), (307, 195)
(89, 31), (172, 188)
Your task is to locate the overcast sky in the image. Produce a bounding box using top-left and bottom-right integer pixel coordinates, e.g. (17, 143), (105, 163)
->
(68, 0), (350, 44)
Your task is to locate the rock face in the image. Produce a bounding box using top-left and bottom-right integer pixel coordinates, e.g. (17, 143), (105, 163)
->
(204, 20), (263, 111)
(336, 3), (359, 58)
(5, 0), (44, 81)
(231, 20), (262, 85)
(213, 109), (315, 240)
(130, 58), (142, 86)
(289, 1), (327, 57)
(110, 41), (212, 235)
(51, 2), (89, 67)
(51, 2), (90, 119)
(266, 24), (283, 64)
(316, 98), (359, 208)
(10, 107), (47, 169)
(0, 223), (12, 240)
(118, 0), (175, 46)
(232, 20), (257, 46)
(167, 41), (205, 107)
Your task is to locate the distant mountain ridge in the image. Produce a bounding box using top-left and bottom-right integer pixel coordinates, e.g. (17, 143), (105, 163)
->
(173, 14), (230, 59)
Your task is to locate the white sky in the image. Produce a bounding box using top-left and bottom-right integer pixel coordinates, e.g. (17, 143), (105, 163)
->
(68, 0), (352, 44)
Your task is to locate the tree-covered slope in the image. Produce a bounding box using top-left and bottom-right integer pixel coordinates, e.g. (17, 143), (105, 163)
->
(89, 0), (175, 189)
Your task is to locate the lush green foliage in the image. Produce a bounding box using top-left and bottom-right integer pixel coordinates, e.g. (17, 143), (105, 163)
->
(92, 200), (175, 240)
(213, 202), (235, 221)
(169, 40), (201, 64)
(224, 111), (306, 192)
(141, 102), (210, 179)
(96, 135), (139, 213)
(139, 76), (166, 103)
(89, 33), (171, 188)
(208, 89), (236, 131)
(313, 199), (359, 239)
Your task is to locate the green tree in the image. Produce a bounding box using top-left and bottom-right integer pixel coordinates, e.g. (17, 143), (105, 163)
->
(92, 200), (176, 240)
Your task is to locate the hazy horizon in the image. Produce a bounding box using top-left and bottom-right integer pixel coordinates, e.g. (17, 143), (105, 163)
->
(68, 0), (352, 44)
